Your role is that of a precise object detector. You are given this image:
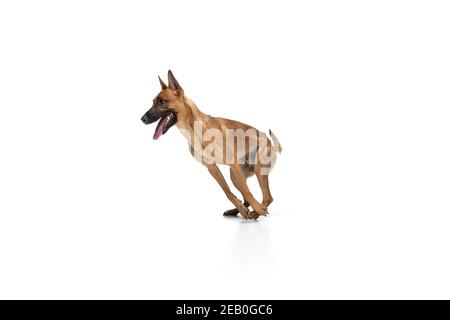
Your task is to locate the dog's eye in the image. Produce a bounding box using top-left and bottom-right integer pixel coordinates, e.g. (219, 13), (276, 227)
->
(158, 98), (166, 106)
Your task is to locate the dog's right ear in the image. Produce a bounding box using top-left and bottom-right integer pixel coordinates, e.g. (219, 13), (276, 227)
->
(158, 75), (168, 90)
(168, 70), (183, 93)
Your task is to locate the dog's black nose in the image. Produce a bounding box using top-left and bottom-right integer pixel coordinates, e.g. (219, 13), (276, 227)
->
(141, 115), (148, 124)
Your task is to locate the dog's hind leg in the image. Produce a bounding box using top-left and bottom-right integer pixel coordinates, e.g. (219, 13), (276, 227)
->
(229, 164), (268, 219)
(255, 163), (273, 209)
(207, 164), (250, 219)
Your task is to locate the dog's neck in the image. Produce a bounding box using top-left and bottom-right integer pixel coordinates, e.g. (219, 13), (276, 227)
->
(176, 96), (207, 128)
(176, 96), (209, 145)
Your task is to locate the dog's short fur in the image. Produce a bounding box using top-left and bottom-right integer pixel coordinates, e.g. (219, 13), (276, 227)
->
(141, 70), (281, 219)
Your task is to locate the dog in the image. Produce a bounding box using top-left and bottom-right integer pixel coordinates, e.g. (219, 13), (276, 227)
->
(141, 70), (281, 220)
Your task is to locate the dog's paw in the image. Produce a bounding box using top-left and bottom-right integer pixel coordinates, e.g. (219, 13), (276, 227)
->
(251, 203), (269, 217)
(247, 211), (260, 220)
(223, 208), (239, 216)
(235, 202), (250, 219)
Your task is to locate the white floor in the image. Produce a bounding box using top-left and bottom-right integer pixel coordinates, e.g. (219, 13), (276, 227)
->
(1, 144), (449, 299)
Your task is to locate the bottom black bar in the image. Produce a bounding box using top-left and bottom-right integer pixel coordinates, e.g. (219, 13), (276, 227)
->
(1, 300), (447, 319)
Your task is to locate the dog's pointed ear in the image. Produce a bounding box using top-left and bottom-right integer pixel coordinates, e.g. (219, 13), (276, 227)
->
(158, 75), (167, 90)
(168, 70), (183, 92)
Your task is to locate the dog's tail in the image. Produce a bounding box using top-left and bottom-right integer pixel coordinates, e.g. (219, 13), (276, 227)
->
(269, 129), (282, 154)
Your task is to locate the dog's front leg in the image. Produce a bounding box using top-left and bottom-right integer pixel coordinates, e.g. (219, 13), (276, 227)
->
(206, 164), (249, 219)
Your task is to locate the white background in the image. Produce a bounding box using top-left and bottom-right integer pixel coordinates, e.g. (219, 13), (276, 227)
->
(0, 1), (449, 299)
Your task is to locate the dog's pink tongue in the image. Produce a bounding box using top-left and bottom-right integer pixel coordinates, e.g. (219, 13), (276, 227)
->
(153, 119), (164, 140)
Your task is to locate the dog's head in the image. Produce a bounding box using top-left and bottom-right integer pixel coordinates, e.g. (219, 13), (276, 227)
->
(141, 70), (184, 140)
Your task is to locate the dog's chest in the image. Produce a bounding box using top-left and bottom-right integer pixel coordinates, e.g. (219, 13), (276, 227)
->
(178, 127), (225, 165)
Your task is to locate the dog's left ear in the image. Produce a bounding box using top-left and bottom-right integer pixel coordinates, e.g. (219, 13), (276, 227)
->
(168, 70), (183, 93)
(158, 75), (167, 90)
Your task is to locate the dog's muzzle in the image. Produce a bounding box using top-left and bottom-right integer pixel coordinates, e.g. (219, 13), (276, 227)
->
(141, 112), (160, 125)
(141, 109), (177, 140)
(141, 114), (151, 124)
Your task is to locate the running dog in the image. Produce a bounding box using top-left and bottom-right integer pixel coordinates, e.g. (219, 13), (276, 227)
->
(141, 70), (281, 219)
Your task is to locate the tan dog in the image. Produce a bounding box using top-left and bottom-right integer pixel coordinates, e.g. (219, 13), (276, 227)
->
(141, 70), (281, 219)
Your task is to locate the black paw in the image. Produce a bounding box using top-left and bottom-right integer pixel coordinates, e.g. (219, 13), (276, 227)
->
(223, 208), (239, 216)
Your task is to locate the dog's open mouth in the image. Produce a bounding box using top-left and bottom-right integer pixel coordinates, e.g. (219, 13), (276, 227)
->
(153, 112), (177, 140)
